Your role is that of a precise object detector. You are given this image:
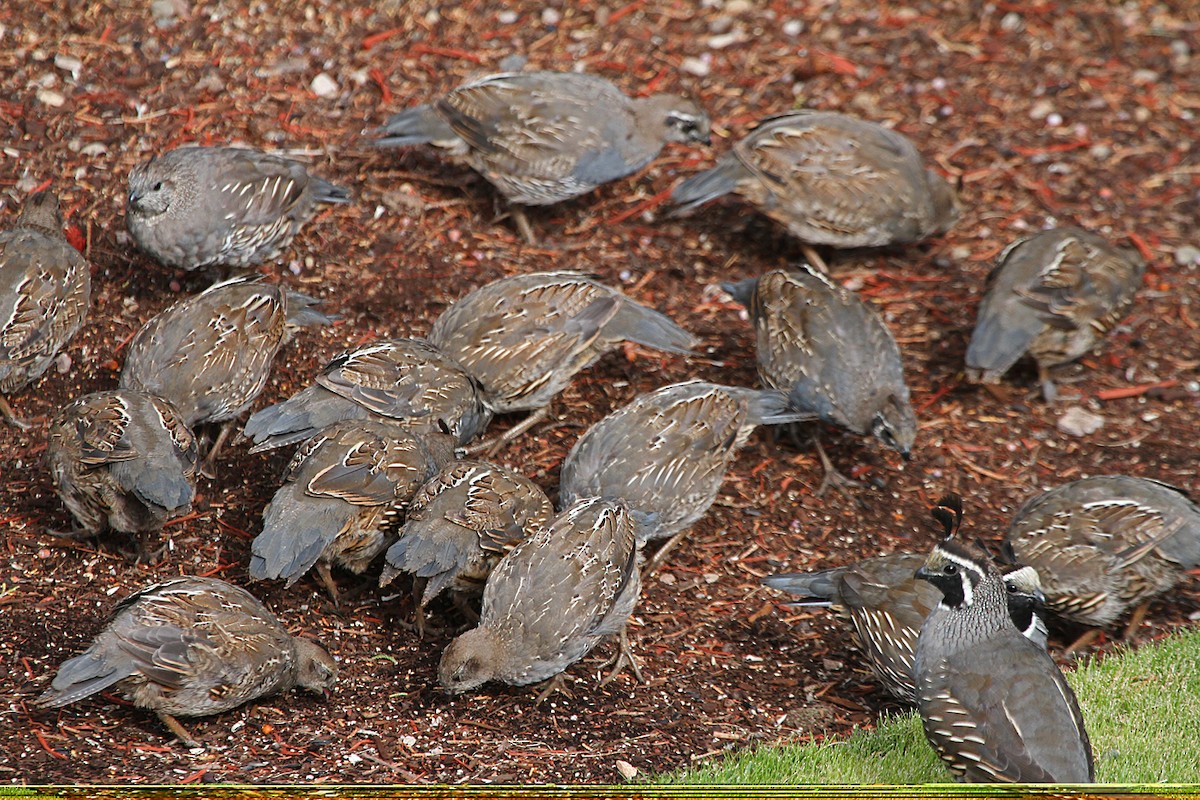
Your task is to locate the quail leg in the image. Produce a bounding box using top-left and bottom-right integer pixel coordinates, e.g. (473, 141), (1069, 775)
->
(1122, 600), (1152, 640)
(599, 626), (645, 687)
(800, 245), (831, 274)
(511, 205), (537, 246)
(157, 711), (202, 748)
(1063, 627), (1101, 656)
(533, 673), (574, 705)
(1038, 364), (1058, 403)
(316, 562), (341, 607)
(812, 435), (864, 498)
(463, 407), (551, 456)
(199, 420), (237, 479)
(0, 396), (32, 431)
(641, 527), (692, 578)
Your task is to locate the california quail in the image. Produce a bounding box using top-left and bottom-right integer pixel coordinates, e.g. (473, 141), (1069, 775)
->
(243, 337), (492, 453)
(671, 110), (959, 264)
(763, 554), (1047, 703)
(965, 227), (1145, 401)
(427, 271), (697, 452)
(120, 274), (335, 473)
(0, 191), (91, 429)
(380, 459), (554, 633)
(438, 496), (643, 700)
(36, 576), (337, 748)
(372, 70), (710, 241)
(249, 420), (457, 603)
(46, 389), (199, 561)
(914, 495), (1094, 783)
(724, 266), (917, 495)
(1004, 475), (1200, 640)
(126, 145), (351, 271)
(559, 380), (812, 571)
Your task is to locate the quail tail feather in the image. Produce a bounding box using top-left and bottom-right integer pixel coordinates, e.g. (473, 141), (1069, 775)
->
(310, 177), (352, 205)
(608, 302), (699, 355)
(670, 160), (743, 213)
(36, 650), (133, 708)
(761, 570), (840, 606)
(372, 105), (457, 148)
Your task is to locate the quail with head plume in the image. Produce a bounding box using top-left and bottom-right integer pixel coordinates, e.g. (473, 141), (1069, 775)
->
(763, 554), (1047, 703)
(0, 191), (91, 429)
(120, 274), (335, 473)
(46, 389), (198, 561)
(427, 271), (697, 453)
(36, 576), (337, 748)
(724, 266), (917, 495)
(372, 70), (710, 241)
(249, 420), (457, 603)
(914, 494), (1094, 783)
(243, 337), (492, 453)
(126, 145), (351, 271)
(965, 227), (1144, 401)
(438, 496), (643, 701)
(671, 111), (959, 263)
(1004, 475), (1200, 641)
(380, 459), (554, 633)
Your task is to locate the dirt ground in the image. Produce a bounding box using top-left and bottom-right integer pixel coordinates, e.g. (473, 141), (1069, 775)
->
(2, 0), (1198, 785)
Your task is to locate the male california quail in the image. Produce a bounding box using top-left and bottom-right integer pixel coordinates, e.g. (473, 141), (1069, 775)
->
(559, 380), (812, 572)
(0, 191), (91, 429)
(671, 110), (958, 268)
(914, 495), (1094, 783)
(120, 274), (335, 473)
(243, 338), (492, 453)
(380, 459), (554, 633)
(1004, 475), (1200, 641)
(372, 70), (710, 241)
(763, 554), (1047, 703)
(965, 227), (1145, 401)
(46, 389), (199, 561)
(428, 271), (697, 452)
(438, 496), (643, 700)
(36, 576), (336, 748)
(126, 145), (351, 271)
(724, 266), (917, 495)
(249, 420), (457, 603)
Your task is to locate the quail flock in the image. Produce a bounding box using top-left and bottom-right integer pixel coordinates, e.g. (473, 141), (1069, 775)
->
(11, 49), (1185, 784)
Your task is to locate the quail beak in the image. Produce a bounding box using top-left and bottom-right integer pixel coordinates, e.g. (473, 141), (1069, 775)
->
(321, 688), (334, 701)
(127, 191), (141, 208)
(914, 565), (934, 583)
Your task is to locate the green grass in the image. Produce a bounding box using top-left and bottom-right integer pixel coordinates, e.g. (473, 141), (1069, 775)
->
(660, 628), (1200, 784)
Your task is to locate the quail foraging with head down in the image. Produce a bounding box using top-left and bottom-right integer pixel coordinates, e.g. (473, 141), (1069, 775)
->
(763, 553), (1047, 703)
(724, 266), (917, 495)
(46, 389), (198, 562)
(965, 227), (1144, 401)
(427, 271), (697, 453)
(1004, 475), (1200, 642)
(914, 495), (1094, 783)
(0, 191), (91, 429)
(36, 576), (337, 748)
(372, 70), (710, 241)
(243, 337), (492, 453)
(126, 145), (351, 271)
(120, 274), (335, 474)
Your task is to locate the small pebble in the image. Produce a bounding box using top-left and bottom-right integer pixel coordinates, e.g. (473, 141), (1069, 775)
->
(1057, 406), (1104, 437)
(782, 19), (803, 36)
(1045, 112), (1063, 127)
(55, 352), (72, 374)
(681, 55), (711, 77)
(541, 8), (561, 26)
(725, 0), (752, 14)
(497, 10), (518, 24)
(1000, 12), (1023, 31)
(1029, 99), (1055, 120)
(310, 72), (338, 98)
(707, 30), (746, 49)
(1173, 245), (1200, 267)
(54, 53), (83, 77)
(36, 88), (65, 107)
(615, 760), (638, 780)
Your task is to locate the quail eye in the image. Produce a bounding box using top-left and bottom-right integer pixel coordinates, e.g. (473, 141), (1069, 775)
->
(152, 181), (164, 192)
(944, 564), (958, 575)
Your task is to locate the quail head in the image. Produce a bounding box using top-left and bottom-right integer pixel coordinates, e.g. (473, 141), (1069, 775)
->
(671, 110), (959, 249)
(249, 419), (457, 603)
(120, 274), (335, 471)
(126, 145), (351, 271)
(36, 576), (336, 748)
(965, 227), (1144, 401)
(724, 266), (917, 494)
(373, 70), (709, 240)
(438, 496), (642, 699)
(914, 495), (1094, 783)
(46, 389), (199, 561)
(1004, 475), (1200, 636)
(243, 337), (492, 453)
(0, 191), (91, 429)
(763, 554), (1047, 703)
(428, 271), (697, 451)
(380, 459), (553, 624)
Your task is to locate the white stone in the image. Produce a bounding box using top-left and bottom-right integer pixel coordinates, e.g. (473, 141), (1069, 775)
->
(311, 72), (338, 98)
(1056, 406), (1104, 437)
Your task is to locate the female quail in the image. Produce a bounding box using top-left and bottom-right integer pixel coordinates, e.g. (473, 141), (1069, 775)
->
(914, 496), (1094, 783)
(1004, 475), (1200, 637)
(965, 227), (1144, 401)
(120, 274), (334, 472)
(724, 266), (917, 495)
(0, 191), (91, 429)
(249, 419), (457, 603)
(126, 145), (351, 271)
(372, 70), (710, 241)
(37, 576), (337, 748)
(243, 337), (492, 452)
(46, 389), (198, 561)
(427, 271), (697, 452)
(438, 496), (642, 700)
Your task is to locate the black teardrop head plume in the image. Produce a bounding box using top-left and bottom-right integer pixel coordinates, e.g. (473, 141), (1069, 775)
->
(930, 493), (964, 538)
